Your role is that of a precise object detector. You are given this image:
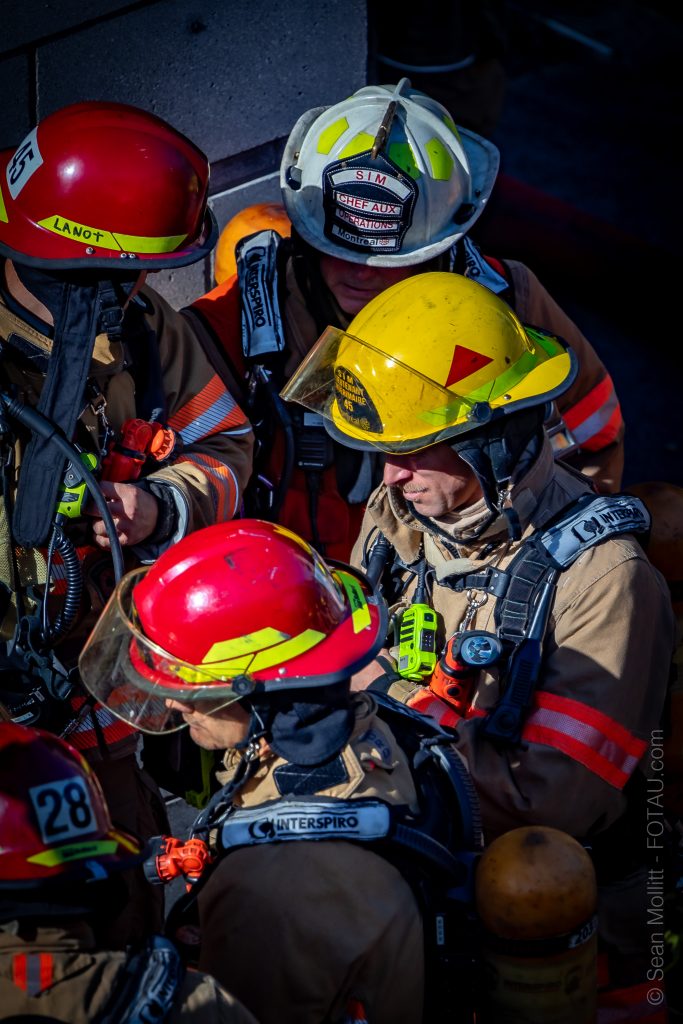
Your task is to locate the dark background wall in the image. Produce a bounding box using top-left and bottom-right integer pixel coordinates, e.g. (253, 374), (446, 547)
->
(1, 0), (681, 486)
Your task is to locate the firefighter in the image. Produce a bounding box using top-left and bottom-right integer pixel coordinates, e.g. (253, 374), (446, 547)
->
(0, 720), (258, 1023)
(78, 518), (484, 1024)
(188, 79), (624, 562)
(282, 271), (676, 1017)
(0, 101), (254, 946)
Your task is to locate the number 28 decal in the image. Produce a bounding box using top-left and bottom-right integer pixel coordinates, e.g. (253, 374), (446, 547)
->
(30, 777), (96, 844)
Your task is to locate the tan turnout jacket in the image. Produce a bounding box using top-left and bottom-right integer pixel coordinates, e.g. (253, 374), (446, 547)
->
(197, 693), (425, 1024)
(351, 442), (674, 844)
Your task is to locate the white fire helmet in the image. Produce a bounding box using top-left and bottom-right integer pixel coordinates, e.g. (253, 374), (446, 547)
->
(280, 79), (499, 268)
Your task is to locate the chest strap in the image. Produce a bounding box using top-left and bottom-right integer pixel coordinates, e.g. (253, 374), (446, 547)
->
(433, 493), (651, 742)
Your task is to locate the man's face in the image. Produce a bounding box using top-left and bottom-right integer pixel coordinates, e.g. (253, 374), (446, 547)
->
(165, 697), (251, 750)
(383, 442), (483, 518)
(319, 254), (414, 316)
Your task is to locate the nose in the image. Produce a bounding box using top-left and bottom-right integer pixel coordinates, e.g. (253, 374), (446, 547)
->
(347, 262), (377, 282)
(383, 455), (413, 486)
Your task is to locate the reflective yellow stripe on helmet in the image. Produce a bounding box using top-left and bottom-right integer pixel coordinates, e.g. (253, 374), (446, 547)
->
(199, 627), (326, 676)
(336, 570), (371, 633)
(29, 840), (119, 866)
(38, 214), (187, 253)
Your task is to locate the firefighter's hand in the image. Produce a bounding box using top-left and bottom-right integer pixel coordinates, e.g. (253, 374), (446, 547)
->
(88, 481), (159, 548)
(350, 649), (395, 691)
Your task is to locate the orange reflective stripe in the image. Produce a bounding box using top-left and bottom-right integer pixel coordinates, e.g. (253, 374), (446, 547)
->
(177, 453), (239, 521)
(67, 695), (137, 751)
(11, 953), (27, 991)
(522, 692), (647, 788)
(169, 373), (247, 442)
(39, 953), (54, 992)
(562, 373), (623, 451)
(11, 953), (53, 994)
(408, 688), (462, 729)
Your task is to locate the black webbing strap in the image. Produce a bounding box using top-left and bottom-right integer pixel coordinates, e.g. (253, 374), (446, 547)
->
(492, 549), (552, 644)
(12, 280), (119, 547)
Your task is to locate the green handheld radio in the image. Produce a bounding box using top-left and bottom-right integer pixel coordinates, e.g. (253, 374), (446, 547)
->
(56, 452), (99, 518)
(397, 602), (438, 681)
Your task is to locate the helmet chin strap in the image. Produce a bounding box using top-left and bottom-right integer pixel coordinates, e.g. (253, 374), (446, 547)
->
(9, 266), (138, 548)
(449, 407), (547, 543)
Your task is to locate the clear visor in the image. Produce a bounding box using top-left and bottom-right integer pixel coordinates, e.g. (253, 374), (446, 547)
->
(281, 326), (476, 453)
(78, 570), (244, 734)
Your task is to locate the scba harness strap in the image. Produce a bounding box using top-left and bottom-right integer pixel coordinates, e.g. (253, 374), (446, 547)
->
(371, 493), (651, 742)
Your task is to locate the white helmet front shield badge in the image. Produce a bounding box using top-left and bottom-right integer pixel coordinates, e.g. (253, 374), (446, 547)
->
(322, 149), (418, 256)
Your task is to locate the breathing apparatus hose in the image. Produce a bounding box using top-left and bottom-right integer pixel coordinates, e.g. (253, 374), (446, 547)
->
(257, 365), (294, 521)
(0, 392), (125, 581)
(43, 522), (82, 641)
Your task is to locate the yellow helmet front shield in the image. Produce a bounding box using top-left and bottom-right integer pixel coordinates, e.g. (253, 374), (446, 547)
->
(282, 273), (576, 453)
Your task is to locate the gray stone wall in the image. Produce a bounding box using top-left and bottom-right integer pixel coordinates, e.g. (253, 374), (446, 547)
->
(1, 0), (367, 307)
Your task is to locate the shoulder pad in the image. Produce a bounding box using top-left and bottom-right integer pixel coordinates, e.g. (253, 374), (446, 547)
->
(461, 236), (510, 295)
(533, 493), (651, 570)
(218, 796), (392, 850)
(236, 228), (285, 361)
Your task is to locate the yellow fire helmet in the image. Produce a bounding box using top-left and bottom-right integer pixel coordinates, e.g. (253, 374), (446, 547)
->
(282, 272), (577, 455)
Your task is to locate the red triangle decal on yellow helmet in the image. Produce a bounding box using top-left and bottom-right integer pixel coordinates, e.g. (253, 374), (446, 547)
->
(445, 346), (494, 387)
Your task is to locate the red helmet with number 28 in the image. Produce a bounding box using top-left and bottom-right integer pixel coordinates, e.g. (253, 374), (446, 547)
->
(0, 722), (144, 886)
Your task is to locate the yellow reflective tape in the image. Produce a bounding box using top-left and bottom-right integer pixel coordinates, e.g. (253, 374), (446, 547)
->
(388, 141), (421, 180)
(110, 828), (141, 854)
(271, 523), (313, 554)
(0, 182), (7, 223)
(192, 627), (326, 678)
(339, 132), (375, 159)
(337, 570), (371, 633)
(424, 138), (454, 181)
(204, 627), (290, 664)
(37, 214), (186, 253)
(38, 215), (120, 249)
(28, 839), (118, 867)
(318, 117), (349, 155)
(113, 230), (187, 254)
(443, 115), (461, 141)
(249, 628), (325, 670)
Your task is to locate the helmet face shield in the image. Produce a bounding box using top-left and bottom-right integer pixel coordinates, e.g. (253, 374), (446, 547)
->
(281, 325), (475, 453)
(79, 571), (245, 735)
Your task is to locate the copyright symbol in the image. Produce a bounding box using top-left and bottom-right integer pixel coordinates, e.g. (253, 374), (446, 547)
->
(647, 987), (664, 1006)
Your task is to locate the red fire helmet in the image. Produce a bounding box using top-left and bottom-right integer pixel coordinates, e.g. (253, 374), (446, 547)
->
(0, 101), (217, 270)
(78, 520), (387, 733)
(0, 722), (144, 886)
